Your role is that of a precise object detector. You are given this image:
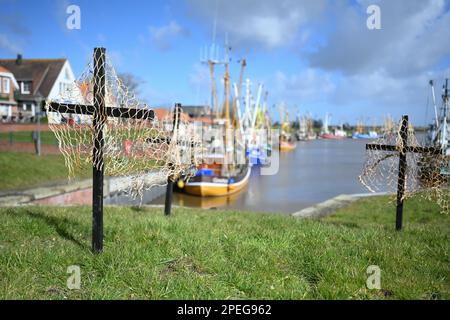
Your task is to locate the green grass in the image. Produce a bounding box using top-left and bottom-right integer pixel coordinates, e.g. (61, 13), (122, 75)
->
(0, 152), (90, 191)
(0, 131), (58, 145)
(0, 128), (166, 146)
(0, 196), (448, 299)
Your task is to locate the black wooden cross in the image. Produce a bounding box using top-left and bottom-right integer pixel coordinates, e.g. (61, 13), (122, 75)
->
(366, 115), (441, 231)
(47, 47), (156, 253)
(164, 103), (182, 216)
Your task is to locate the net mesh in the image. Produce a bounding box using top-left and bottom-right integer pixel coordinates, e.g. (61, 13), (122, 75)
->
(45, 52), (201, 199)
(359, 119), (449, 214)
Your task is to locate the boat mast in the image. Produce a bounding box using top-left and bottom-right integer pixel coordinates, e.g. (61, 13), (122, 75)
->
(233, 59), (246, 127)
(251, 83), (263, 129)
(262, 90), (268, 129)
(223, 35), (230, 123)
(245, 79), (251, 128)
(440, 79), (449, 152)
(201, 7), (220, 118)
(323, 113), (329, 134)
(429, 80), (439, 128)
(207, 60), (219, 117)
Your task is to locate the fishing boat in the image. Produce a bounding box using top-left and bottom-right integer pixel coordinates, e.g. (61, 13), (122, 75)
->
(382, 114), (395, 136)
(173, 187), (243, 209)
(279, 139), (296, 151)
(182, 38), (251, 197)
(352, 119), (379, 139)
(241, 80), (272, 165)
(321, 133), (345, 140)
(278, 106), (297, 151)
(320, 113), (347, 139)
(426, 79), (449, 156)
(184, 162), (251, 196)
(295, 112), (316, 141)
(352, 131), (379, 139)
(420, 79), (450, 181)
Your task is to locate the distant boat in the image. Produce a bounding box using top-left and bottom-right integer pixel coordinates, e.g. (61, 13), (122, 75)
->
(352, 119), (379, 139)
(295, 112), (317, 141)
(352, 131), (380, 139)
(427, 79), (449, 155)
(320, 133), (346, 140)
(279, 140), (296, 151)
(279, 107), (297, 151)
(320, 128), (347, 139)
(320, 113), (347, 139)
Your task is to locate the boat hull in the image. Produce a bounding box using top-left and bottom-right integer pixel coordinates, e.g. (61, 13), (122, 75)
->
(279, 141), (296, 151)
(184, 166), (251, 197)
(352, 131), (379, 139)
(320, 133), (346, 140)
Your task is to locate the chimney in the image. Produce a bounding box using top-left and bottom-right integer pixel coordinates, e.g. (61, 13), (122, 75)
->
(16, 54), (22, 65)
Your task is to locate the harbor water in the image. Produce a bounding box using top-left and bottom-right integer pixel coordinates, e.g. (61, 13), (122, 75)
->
(149, 138), (373, 214)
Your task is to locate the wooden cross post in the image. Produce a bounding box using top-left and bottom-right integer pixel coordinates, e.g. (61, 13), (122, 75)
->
(164, 103), (182, 216)
(92, 47), (106, 253)
(47, 47), (154, 252)
(366, 115), (441, 231)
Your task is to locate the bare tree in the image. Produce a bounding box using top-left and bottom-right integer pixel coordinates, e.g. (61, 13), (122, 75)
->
(118, 72), (143, 96)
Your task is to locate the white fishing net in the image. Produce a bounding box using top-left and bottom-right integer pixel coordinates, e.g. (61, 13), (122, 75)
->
(359, 118), (449, 213)
(45, 51), (201, 199)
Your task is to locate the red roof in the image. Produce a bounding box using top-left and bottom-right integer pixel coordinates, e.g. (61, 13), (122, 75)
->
(153, 108), (190, 122)
(192, 116), (214, 124)
(0, 66), (12, 73)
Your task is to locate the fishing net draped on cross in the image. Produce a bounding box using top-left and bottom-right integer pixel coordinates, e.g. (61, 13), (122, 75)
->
(359, 119), (449, 213)
(45, 53), (201, 198)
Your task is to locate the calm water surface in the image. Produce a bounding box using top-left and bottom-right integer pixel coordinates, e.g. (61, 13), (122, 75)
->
(150, 139), (372, 214)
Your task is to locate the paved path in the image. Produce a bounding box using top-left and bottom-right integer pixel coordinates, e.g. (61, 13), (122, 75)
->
(0, 179), (92, 206)
(0, 123), (51, 132)
(0, 172), (167, 206)
(0, 141), (60, 154)
(291, 192), (389, 218)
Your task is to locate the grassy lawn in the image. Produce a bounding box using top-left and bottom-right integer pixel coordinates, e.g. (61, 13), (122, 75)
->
(0, 196), (448, 299)
(0, 131), (58, 145)
(0, 152), (90, 191)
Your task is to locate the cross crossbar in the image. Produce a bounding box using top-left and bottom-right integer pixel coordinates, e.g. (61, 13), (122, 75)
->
(366, 144), (441, 155)
(47, 102), (155, 120)
(364, 114), (446, 231)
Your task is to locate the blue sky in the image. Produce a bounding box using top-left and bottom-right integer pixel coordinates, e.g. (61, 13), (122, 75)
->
(1, 0), (450, 125)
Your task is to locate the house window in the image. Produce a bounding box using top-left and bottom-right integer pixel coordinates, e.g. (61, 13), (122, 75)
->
(22, 103), (32, 111)
(21, 81), (31, 94)
(59, 82), (68, 95)
(65, 68), (71, 80)
(3, 78), (10, 93)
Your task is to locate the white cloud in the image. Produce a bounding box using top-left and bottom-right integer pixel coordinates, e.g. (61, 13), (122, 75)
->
(300, 0), (450, 123)
(309, 0), (450, 77)
(186, 0), (325, 49)
(332, 67), (450, 111)
(149, 20), (188, 51)
(186, 0), (450, 124)
(272, 68), (336, 102)
(0, 34), (22, 54)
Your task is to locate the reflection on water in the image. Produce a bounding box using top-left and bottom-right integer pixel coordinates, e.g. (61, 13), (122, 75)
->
(167, 189), (245, 210)
(150, 139), (372, 214)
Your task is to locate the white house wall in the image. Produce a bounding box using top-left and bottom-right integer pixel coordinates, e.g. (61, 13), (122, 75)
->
(47, 60), (90, 124)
